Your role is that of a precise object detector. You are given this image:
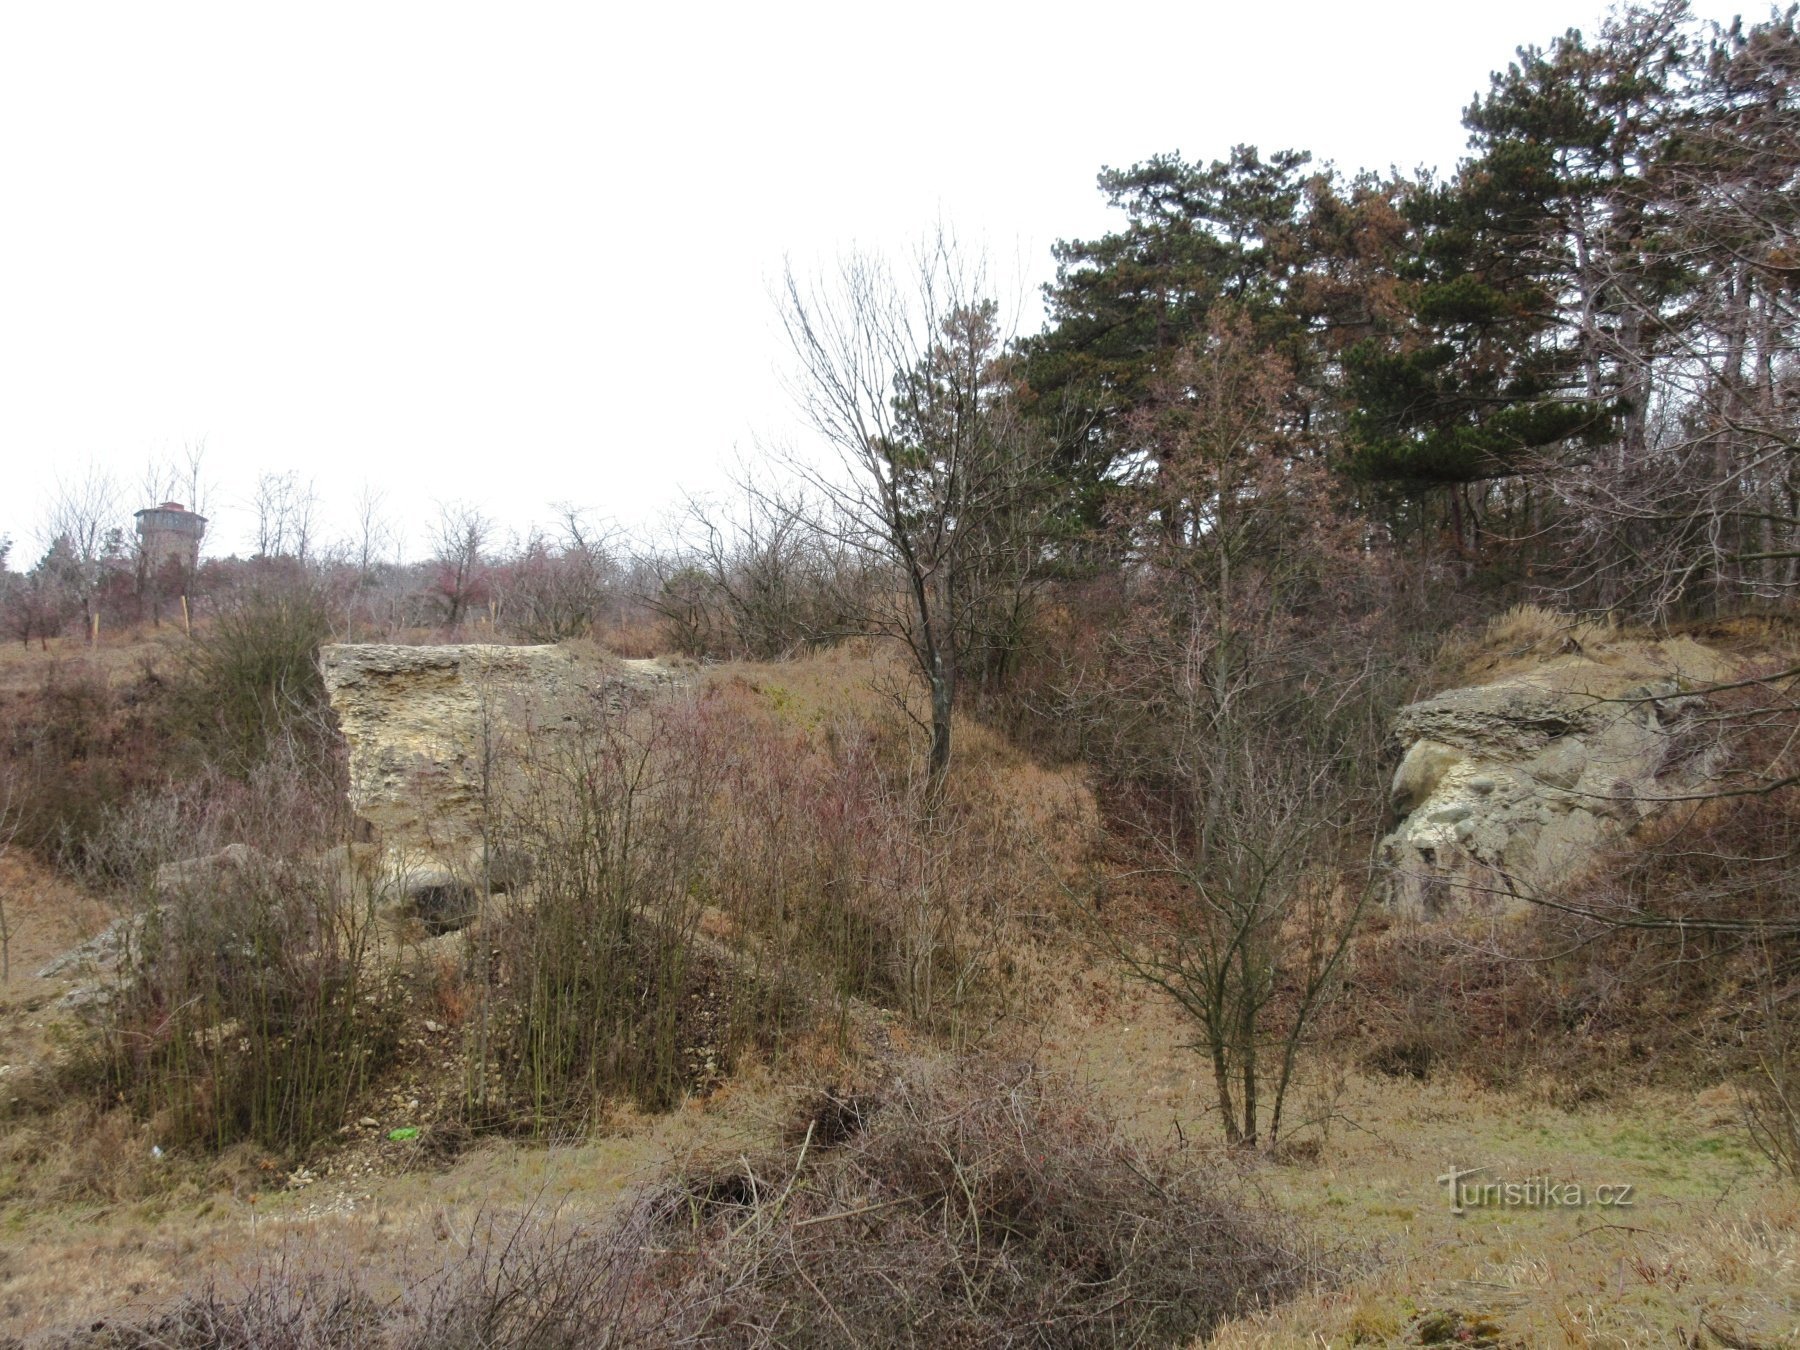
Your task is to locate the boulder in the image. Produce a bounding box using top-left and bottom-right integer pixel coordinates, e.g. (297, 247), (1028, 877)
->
(37, 915), (140, 983)
(41, 844), (260, 1009)
(1381, 666), (1725, 916)
(152, 841), (259, 897)
(36, 842), (388, 1012)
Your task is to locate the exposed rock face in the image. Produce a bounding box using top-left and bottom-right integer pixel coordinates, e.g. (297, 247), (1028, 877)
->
(37, 916), (139, 993)
(319, 643), (677, 927)
(1381, 668), (1723, 916)
(323, 644), (579, 865)
(44, 843), (263, 1008)
(151, 842), (259, 898)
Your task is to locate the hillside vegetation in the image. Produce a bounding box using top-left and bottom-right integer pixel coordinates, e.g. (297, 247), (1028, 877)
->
(2, 3), (1799, 1344)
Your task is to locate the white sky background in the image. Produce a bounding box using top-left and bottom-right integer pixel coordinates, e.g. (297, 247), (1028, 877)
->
(0, 0), (1758, 562)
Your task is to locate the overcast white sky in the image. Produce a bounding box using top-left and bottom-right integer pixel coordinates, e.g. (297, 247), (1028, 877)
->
(0, 0), (1758, 561)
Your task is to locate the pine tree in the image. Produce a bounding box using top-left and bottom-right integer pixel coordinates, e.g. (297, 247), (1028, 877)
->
(1024, 147), (1329, 528)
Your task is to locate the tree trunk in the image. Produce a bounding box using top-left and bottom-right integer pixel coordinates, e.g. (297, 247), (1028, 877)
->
(1211, 1037), (1241, 1146)
(1236, 945), (1259, 1147)
(927, 664), (953, 796)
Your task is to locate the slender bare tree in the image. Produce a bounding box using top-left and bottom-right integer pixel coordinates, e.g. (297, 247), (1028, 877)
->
(251, 471), (319, 563)
(779, 232), (1053, 791)
(348, 481), (395, 581)
(641, 483), (868, 660)
(430, 500), (493, 628)
(498, 505), (621, 641)
(44, 463), (121, 640)
(1077, 311), (1384, 1148)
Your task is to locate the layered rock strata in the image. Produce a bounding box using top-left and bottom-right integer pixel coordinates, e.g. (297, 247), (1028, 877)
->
(1382, 668), (1724, 915)
(320, 643), (676, 928)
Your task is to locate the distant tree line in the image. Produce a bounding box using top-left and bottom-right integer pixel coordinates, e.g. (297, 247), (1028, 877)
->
(8, 3), (1791, 656)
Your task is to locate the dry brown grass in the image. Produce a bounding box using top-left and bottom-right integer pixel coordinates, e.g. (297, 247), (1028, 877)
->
(700, 646), (1095, 1031)
(0, 850), (114, 1137)
(22, 1058), (1315, 1349)
(12, 1009), (1796, 1348)
(595, 616), (663, 659)
(0, 1052), (789, 1337)
(0, 848), (111, 993)
(1201, 1074), (1800, 1347)
(1437, 603), (1752, 695)
(1026, 971), (1798, 1347)
(0, 626), (165, 698)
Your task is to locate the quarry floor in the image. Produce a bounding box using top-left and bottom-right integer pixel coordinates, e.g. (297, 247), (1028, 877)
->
(3, 859), (1794, 1348)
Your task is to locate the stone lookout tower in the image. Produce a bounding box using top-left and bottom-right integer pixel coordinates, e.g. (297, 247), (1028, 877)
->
(134, 501), (207, 573)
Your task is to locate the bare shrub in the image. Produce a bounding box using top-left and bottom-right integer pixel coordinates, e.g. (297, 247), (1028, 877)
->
(458, 674), (1054, 1134)
(463, 686), (772, 1130)
(694, 677), (1052, 1046)
(640, 489), (872, 663)
(53, 1210), (656, 1349)
(1081, 602), (1390, 1147)
(427, 501), (493, 629)
(1346, 772), (1800, 1096)
(1745, 959), (1800, 1183)
(1344, 916), (1530, 1085)
(0, 658), (169, 865)
(642, 1059), (1314, 1346)
(168, 578), (338, 777)
(641, 556), (730, 659)
(3, 536), (85, 649)
(1345, 901), (1745, 1095)
(701, 692), (955, 1015)
(100, 866), (396, 1152)
(82, 752), (394, 1154)
(496, 509), (623, 643)
(393, 1206), (663, 1348)
(50, 1061), (1316, 1348)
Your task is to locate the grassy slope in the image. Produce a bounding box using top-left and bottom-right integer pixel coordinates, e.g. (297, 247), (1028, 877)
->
(1044, 971), (1797, 1346)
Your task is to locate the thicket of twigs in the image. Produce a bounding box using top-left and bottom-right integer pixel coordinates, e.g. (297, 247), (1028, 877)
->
(461, 671), (1068, 1134)
(44, 1061), (1315, 1350)
(20, 609), (1065, 1155)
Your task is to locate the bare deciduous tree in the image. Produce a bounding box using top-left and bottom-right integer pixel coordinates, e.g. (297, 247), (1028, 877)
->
(252, 471), (319, 563)
(780, 233), (1053, 791)
(1077, 312), (1384, 1148)
(640, 484), (869, 660)
(44, 464), (121, 640)
(499, 506), (621, 642)
(349, 481), (395, 581)
(1099, 623), (1375, 1149)
(430, 501), (493, 628)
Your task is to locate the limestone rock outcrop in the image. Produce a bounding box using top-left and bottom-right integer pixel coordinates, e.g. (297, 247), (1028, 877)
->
(319, 643), (678, 927)
(1381, 647), (1731, 916)
(151, 842), (259, 897)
